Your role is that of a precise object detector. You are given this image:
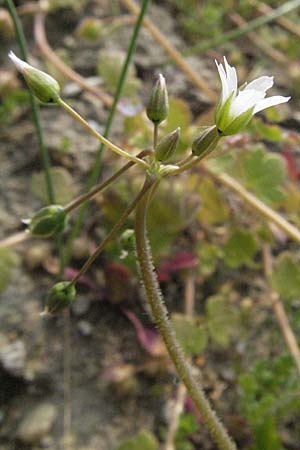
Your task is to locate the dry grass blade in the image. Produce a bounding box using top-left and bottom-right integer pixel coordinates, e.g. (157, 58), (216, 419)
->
(228, 11), (288, 64)
(210, 171), (300, 244)
(34, 13), (113, 107)
(0, 232), (29, 249)
(250, 0), (300, 37)
(263, 245), (300, 382)
(121, 0), (217, 102)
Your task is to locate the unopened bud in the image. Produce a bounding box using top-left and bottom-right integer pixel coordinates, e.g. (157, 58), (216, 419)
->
(192, 125), (220, 156)
(8, 51), (61, 103)
(25, 205), (67, 238)
(155, 127), (180, 162)
(43, 281), (76, 315)
(146, 74), (169, 124)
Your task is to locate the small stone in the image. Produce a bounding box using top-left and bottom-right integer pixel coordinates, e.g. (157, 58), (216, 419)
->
(16, 403), (57, 444)
(77, 320), (93, 336)
(71, 296), (91, 316)
(0, 340), (26, 377)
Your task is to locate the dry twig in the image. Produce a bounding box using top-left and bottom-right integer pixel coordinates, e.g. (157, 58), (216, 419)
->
(121, 0), (217, 102)
(250, 0), (300, 38)
(34, 13), (113, 107)
(228, 11), (288, 64)
(263, 245), (300, 381)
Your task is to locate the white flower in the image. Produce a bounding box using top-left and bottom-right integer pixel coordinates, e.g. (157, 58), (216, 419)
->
(215, 56), (290, 136)
(8, 51), (60, 104)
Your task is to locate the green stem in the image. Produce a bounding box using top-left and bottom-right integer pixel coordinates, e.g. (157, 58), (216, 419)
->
(134, 184), (237, 450)
(63, 0), (149, 266)
(183, 0), (300, 56)
(5, 0), (55, 204)
(70, 177), (155, 287)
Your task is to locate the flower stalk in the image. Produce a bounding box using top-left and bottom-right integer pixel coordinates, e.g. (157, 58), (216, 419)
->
(57, 98), (149, 168)
(69, 177), (155, 287)
(134, 181), (237, 450)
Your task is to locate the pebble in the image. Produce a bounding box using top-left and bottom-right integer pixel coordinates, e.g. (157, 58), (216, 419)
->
(16, 403), (57, 444)
(77, 320), (93, 336)
(0, 339), (26, 377)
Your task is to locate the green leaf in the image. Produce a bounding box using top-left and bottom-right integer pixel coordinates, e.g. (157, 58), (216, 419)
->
(271, 253), (300, 300)
(30, 167), (77, 205)
(198, 177), (229, 225)
(223, 228), (258, 269)
(97, 50), (141, 96)
(0, 248), (19, 293)
(197, 241), (219, 277)
(206, 152), (235, 175)
(242, 148), (286, 204)
(117, 430), (158, 450)
(172, 313), (208, 355)
(250, 117), (283, 142)
(206, 294), (239, 346)
(254, 416), (282, 450)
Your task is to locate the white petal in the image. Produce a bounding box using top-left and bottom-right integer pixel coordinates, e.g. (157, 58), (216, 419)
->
(8, 51), (31, 72)
(223, 56), (238, 95)
(215, 60), (230, 104)
(229, 89), (266, 117)
(253, 95), (291, 114)
(245, 76), (274, 93)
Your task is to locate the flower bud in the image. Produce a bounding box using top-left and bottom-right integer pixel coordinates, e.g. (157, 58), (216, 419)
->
(146, 74), (169, 124)
(43, 281), (76, 315)
(8, 51), (61, 103)
(192, 125), (220, 156)
(155, 127), (180, 162)
(25, 205), (67, 238)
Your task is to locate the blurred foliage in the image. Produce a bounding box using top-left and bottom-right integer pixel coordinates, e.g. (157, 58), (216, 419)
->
(0, 248), (19, 293)
(97, 50), (141, 96)
(30, 167), (77, 205)
(175, 413), (200, 450)
(116, 429), (158, 450)
(239, 354), (300, 450)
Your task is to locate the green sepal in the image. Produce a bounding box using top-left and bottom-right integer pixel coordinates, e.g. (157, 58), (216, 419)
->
(192, 125), (220, 156)
(27, 205), (67, 238)
(44, 281), (76, 315)
(220, 106), (254, 136)
(215, 91), (235, 131)
(23, 67), (61, 104)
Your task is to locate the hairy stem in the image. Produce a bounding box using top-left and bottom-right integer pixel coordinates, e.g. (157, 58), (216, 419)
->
(134, 184), (237, 450)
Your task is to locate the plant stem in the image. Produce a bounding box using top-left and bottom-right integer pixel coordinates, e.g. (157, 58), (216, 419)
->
(134, 184), (237, 450)
(62, 0), (149, 266)
(64, 149), (152, 213)
(70, 177), (155, 287)
(5, 0), (55, 204)
(57, 98), (148, 168)
(183, 0), (300, 56)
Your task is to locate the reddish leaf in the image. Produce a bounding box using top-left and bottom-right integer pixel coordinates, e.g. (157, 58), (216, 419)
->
(157, 251), (198, 282)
